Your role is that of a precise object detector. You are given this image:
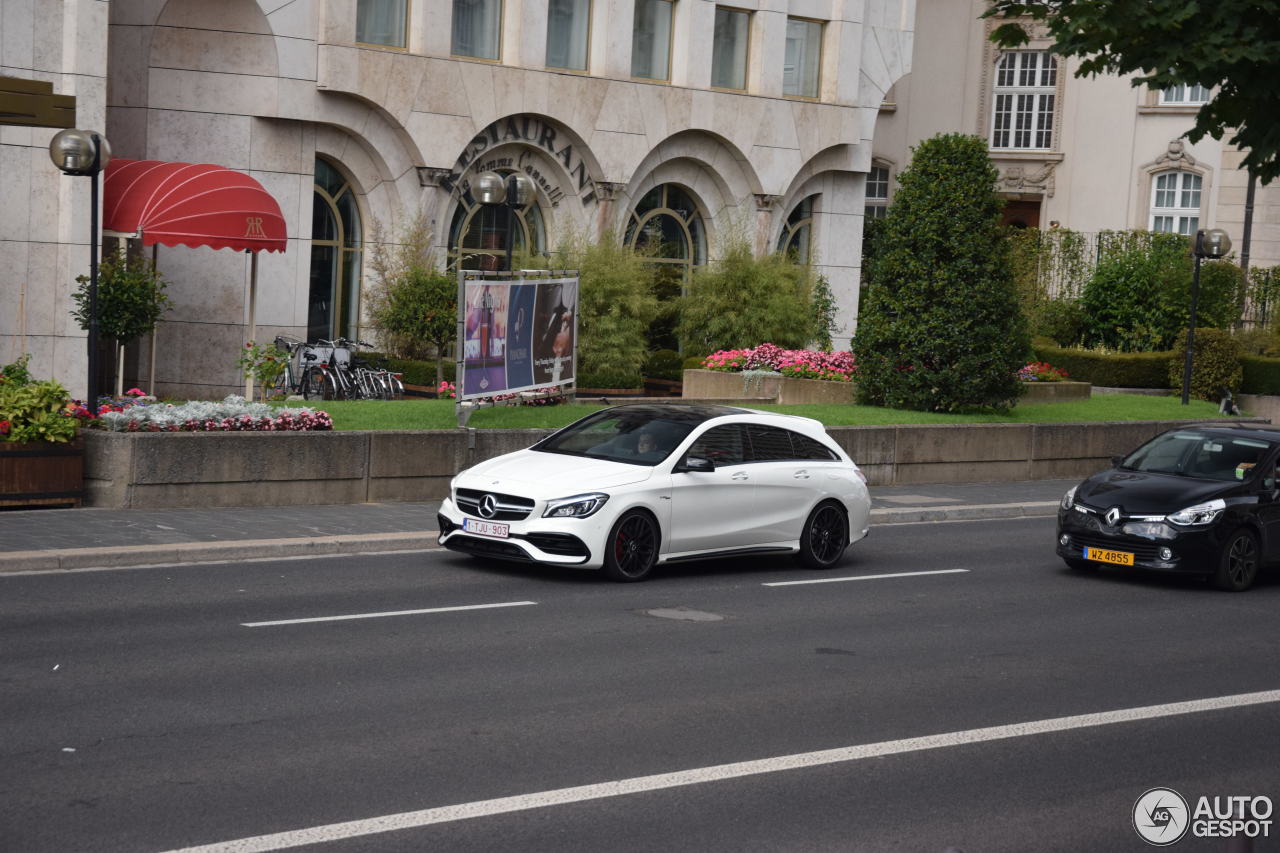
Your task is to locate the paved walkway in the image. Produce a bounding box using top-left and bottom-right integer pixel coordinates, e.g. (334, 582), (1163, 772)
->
(0, 479), (1074, 573)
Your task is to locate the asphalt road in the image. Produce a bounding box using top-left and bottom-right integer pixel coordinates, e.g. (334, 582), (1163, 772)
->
(2, 517), (1278, 852)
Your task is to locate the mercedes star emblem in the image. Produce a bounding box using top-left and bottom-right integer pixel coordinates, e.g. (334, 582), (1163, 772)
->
(478, 494), (499, 519)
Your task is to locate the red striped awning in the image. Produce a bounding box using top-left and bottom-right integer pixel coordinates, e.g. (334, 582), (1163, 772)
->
(103, 159), (287, 253)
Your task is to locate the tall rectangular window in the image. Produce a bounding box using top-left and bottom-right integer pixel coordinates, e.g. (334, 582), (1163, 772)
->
(783, 18), (822, 98)
(711, 7), (749, 90)
(632, 0), (673, 80)
(990, 51), (1057, 149)
(356, 0), (408, 48)
(1150, 171), (1202, 235)
(546, 0), (589, 71)
(865, 165), (889, 220)
(453, 0), (502, 60)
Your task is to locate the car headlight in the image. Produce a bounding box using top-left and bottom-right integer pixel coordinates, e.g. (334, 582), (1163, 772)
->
(1060, 485), (1078, 510)
(1122, 521), (1175, 539)
(543, 493), (610, 519)
(1166, 498), (1226, 527)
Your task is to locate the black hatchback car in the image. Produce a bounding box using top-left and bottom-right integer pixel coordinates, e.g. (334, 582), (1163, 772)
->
(1056, 424), (1280, 591)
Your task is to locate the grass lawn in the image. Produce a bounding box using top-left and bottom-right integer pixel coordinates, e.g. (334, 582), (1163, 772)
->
(299, 394), (1227, 431)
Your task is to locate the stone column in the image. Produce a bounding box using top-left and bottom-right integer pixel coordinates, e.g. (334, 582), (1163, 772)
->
(754, 194), (780, 256)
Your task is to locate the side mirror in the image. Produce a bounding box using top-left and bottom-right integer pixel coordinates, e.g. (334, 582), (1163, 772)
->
(676, 455), (715, 473)
(1110, 455), (1125, 467)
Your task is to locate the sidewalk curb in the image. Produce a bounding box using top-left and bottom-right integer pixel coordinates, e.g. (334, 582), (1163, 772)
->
(0, 503), (1060, 573)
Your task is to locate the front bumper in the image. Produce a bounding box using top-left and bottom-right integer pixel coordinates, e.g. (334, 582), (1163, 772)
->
(1056, 508), (1224, 574)
(437, 498), (600, 568)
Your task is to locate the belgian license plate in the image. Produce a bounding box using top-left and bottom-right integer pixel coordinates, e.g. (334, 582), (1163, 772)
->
(463, 518), (510, 539)
(1083, 546), (1134, 566)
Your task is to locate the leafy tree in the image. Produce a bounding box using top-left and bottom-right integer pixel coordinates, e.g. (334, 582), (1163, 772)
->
(367, 209), (456, 385)
(985, 1), (1280, 182)
(853, 133), (1029, 412)
(677, 237), (815, 354)
(72, 253), (171, 396)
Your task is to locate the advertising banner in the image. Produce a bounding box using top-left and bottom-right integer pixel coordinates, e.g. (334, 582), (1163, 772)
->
(459, 275), (578, 400)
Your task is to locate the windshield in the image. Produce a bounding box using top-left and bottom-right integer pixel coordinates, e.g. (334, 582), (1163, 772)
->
(1121, 431), (1272, 482)
(532, 409), (699, 466)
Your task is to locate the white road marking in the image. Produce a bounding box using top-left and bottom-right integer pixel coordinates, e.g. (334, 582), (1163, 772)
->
(162, 689), (1280, 853)
(241, 601), (537, 627)
(763, 568), (969, 587)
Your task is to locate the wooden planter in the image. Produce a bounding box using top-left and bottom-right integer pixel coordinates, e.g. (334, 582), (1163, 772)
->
(0, 437), (85, 508)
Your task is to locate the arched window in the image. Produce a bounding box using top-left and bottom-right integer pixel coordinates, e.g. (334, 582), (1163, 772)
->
(1150, 170), (1202, 235)
(625, 183), (706, 349)
(625, 183), (706, 269)
(309, 158), (363, 342)
(448, 170), (547, 271)
(777, 194), (817, 262)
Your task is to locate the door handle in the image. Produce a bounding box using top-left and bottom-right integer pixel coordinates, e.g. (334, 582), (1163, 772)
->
(731, 472), (749, 481)
(794, 470), (810, 479)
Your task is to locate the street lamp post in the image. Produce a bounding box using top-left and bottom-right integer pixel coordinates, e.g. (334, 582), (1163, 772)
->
(1181, 227), (1233, 405)
(471, 171), (536, 271)
(49, 129), (112, 412)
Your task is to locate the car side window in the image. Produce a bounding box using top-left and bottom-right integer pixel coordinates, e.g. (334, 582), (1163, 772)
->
(745, 425), (795, 461)
(791, 432), (838, 461)
(688, 424), (746, 465)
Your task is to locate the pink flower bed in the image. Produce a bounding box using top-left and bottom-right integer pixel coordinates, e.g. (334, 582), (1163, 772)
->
(702, 344), (856, 382)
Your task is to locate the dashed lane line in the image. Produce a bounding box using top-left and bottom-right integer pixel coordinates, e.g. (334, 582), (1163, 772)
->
(763, 568), (970, 587)
(241, 600), (537, 627)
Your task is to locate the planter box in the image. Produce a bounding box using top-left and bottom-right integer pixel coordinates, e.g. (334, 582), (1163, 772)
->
(682, 369), (855, 405)
(575, 387), (645, 399)
(1020, 381), (1092, 404)
(0, 437), (84, 508)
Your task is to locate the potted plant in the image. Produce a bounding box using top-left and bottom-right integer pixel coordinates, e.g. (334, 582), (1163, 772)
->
(0, 355), (85, 507)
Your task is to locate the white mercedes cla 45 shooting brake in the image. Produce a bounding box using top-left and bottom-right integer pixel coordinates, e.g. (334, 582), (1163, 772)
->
(437, 404), (871, 581)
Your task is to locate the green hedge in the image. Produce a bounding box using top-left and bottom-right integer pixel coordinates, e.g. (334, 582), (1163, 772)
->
(362, 353), (454, 387)
(1032, 343), (1175, 389)
(1242, 355), (1280, 395)
(578, 371), (643, 390)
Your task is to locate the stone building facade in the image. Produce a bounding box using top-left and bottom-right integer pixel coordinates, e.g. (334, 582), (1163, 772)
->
(871, 0), (1280, 276)
(2, 0), (915, 400)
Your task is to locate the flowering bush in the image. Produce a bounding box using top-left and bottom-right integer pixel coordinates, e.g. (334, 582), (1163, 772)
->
(93, 396), (333, 432)
(437, 381), (457, 399)
(0, 355), (80, 443)
(1017, 361), (1070, 382)
(702, 344), (856, 382)
(235, 341), (290, 400)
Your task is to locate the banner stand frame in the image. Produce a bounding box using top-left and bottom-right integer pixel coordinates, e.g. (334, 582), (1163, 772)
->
(454, 268), (580, 430)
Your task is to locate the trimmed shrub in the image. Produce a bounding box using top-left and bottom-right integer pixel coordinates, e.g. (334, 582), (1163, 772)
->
(1242, 355), (1280, 395)
(853, 133), (1028, 412)
(1031, 342), (1174, 388)
(682, 356), (706, 372)
(577, 371), (643, 390)
(1167, 328), (1243, 402)
(643, 349), (684, 381)
(1030, 298), (1087, 347)
(363, 353), (455, 387)
(1080, 236), (1245, 352)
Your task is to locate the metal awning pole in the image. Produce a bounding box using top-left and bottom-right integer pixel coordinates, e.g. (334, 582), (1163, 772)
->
(246, 249), (258, 400)
(149, 243), (158, 396)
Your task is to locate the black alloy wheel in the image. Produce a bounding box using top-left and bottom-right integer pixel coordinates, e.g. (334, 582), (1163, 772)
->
(603, 511), (659, 582)
(1214, 528), (1260, 592)
(797, 501), (849, 570)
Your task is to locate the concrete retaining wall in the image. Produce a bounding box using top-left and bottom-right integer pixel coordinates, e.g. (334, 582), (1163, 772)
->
(1020, 381), (1092, 403)
(682, 370), (856, 404)
(81, 416), (1268, 508)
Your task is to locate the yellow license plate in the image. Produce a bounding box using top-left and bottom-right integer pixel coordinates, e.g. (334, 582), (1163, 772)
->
(1084, 547), (1134, 566)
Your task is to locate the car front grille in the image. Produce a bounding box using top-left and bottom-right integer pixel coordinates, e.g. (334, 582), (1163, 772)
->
(455, 488), (535, 521)
(1068, 531), (1161, 562)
